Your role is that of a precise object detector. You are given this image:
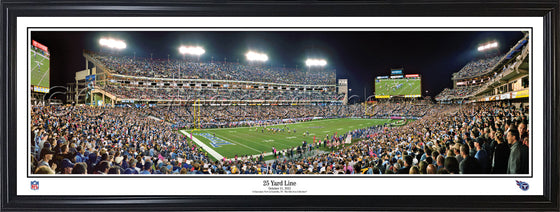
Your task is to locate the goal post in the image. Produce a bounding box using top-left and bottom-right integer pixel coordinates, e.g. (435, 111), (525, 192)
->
(364, 100), (376, 116)
(192, 99), (201, 131)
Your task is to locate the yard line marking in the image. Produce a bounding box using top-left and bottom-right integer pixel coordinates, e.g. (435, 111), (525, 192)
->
(179, 130), (224, 160)
(214, 135), (262, 153)
(37, 67), (50, 87)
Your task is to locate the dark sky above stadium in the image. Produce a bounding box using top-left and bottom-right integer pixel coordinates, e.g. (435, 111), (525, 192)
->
(31, 30), (524, 101)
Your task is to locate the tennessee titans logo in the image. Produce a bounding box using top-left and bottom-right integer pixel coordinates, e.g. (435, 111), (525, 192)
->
(31, 181), (39, 190)
(516, 180), (529, 191)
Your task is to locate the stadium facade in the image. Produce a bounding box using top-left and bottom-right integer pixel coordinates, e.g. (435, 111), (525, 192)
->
(436, 33), (529, 105)
(79, 50), (343, 107)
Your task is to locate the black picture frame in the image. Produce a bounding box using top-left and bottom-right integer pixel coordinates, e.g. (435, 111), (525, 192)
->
(1, 1), (558, 211)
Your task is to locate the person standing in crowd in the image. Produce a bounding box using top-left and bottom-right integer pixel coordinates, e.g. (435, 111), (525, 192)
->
(444, 157), (460, 174)
(453, 143), (463, 165)
(491, 130), (509, 174)
(426, 164), (437, 174)
(397, 155), (412, 174)
(507, 129), (529, 174)
(474, 140), (489, 174)
(140, 161), (153, 174)
(75, 146), (86, 163)
(96, 161), (110, 174)
(61, 158), (75, 174)
(518, 121), (529, 147)
(37, 148), (56, 173)
(72, 163), (88, 174)
(436, 155), (445, 171)
(459, 144), (481, 174)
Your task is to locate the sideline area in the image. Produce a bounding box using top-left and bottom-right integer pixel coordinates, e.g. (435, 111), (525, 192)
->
(179, 130), (224, 160)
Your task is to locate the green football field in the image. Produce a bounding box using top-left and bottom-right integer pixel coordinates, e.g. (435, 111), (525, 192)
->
(181, 118), (396, 159)
(375, 78), (421, 96)
(30, 50), (50, 88)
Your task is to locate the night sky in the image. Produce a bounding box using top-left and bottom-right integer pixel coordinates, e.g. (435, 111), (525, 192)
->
(31, 31), (525, 101)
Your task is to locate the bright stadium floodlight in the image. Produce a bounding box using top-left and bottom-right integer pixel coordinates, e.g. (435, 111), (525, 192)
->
(178, 46), (205, 56)
(478, 41), (499, 51)
(99, 38), (126, 49)
(245, 51), (268, 62)
(305, 58), (327, 67)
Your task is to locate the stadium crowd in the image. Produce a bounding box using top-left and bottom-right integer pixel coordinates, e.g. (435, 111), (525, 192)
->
(100, 84), (343, 102)
(452, 55), (504, 79)
(435, 86), (482, 100)
(147, 104), (367, 129)
(88, 51), (336, 85)
(30, 101), (528, 175)
(373, 102), (435, 117)
(31, 105), (211, 175)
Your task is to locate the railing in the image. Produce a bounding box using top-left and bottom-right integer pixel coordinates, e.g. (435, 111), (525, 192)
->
(91, 87), (118, 100)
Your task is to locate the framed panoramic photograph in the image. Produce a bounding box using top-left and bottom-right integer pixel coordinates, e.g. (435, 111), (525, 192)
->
(1, 1), (558, 211)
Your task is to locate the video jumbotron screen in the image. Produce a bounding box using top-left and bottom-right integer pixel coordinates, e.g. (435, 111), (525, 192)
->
(30, 40), (50, 92)
(29, 31), (530, 176)
(375, 75), (422, 98)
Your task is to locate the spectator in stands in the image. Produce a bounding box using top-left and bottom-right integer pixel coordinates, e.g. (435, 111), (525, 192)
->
(61, 158), (75, 174)
(453, 143), (463, 164)
(426, 164), (437, 174)
(108, 166), (121, 174)
(409, 166), (420, 174)
(35, 166), (55, 174)
(518, 121), (529, 147)
(474, 140), (490, 174)
(491, 130), (509, 174)
(397, 155), (412, 174)
(72, 163), (88, 174)
(96, 161), (110, 174)
(459, 144), (481, 174)
(38, 148), (56, 171)
(444, 157), (459, 174)
(140, 160), (153, 174)
(75, 146), (86, 163)
(507, 129), (529, 174)
(436, 155), (445, 171)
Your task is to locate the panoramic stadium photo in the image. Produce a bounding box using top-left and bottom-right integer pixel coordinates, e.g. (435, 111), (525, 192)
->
(29, 30), (530, 175)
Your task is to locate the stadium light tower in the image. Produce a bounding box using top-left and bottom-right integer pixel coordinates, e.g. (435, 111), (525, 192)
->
(179, 46), (206, 57)
(478, 41), (499, 51)
(245, 51), (268, 62)
(99, 38), (126, 50)
(305, 58), (327, 67)
(305, 58), (327, 72)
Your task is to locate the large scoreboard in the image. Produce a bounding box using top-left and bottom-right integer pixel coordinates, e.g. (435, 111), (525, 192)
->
(375, 74), (422, 98)
(30, 40), (50, 93)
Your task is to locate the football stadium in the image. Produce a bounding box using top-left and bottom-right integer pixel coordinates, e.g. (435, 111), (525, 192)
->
(30, 31), (530, 175)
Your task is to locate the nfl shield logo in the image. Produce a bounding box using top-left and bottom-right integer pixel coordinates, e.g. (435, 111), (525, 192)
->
(31, 181), (39, 190)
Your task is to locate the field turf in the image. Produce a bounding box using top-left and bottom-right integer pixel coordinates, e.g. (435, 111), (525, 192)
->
(183, 118), (395, 159)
